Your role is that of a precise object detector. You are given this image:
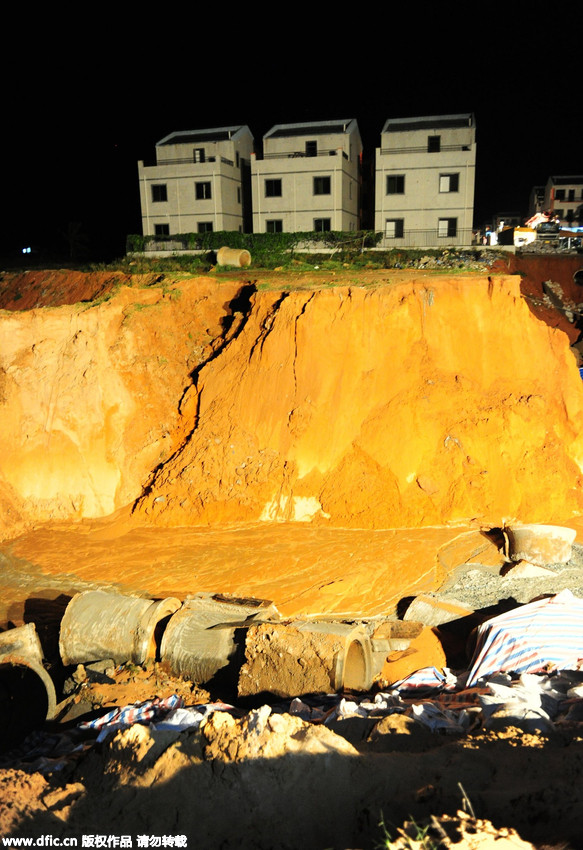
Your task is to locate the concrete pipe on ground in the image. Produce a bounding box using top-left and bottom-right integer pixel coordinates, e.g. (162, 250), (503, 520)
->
(503, 524), (576, 566)
(216, 246), (251, 268)
(0, 623), (57, 752)
(238, 620), (374, 698)
(59, 590), (181, 667)
(160, 593), (279, 685)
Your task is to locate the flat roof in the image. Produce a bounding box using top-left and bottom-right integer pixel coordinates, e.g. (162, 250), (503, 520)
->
(382, 113), (475, 133)
(156, 126), (251, 146)
(550, 175), (583, 185)
(264, 119), (358, 139)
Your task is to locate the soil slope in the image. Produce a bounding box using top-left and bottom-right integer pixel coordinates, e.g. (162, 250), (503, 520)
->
(3, 265), (583, 848)
(2, 270), (583, 540)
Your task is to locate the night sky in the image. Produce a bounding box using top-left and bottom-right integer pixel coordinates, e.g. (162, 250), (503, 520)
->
(3, 6), (581, 262)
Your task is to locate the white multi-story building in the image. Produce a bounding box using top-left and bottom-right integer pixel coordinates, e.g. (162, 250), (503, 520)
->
(543, 176), (583, 227)
(137, 126), (254, 237)
(250, 120), (362, 233)
(375, 114), (477, 248)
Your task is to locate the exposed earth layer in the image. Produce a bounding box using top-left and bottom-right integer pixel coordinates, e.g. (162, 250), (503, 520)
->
(1, 257), (583, 848)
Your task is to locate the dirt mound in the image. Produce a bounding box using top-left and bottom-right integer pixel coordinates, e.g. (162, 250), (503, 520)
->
(390, 810), (536, 848)
(0, 270), (130, 310)
(1, 702), (579, 848)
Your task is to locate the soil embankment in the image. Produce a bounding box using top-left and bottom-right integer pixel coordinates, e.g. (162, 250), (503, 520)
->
(2, 264), (583, 616)
(2, 261), (583, 848)
(2, 268), (583, 542)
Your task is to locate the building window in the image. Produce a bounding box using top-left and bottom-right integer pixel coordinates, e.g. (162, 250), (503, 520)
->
(236, 152), (240, 168)
(314, 176), (331, 195)
(386, 175), (405, 194)
(195, 181), (212, 200)
(237, 187), (241, 204)
(439, 173), (459, 193)
(194, 148), (206, 163)
(428, 136), (441, 153)
(265, 179), (282, 197)
(151, 184), (167, 203)
(154, 224), (169, 236)
(555, 189), (565, 201)
(266, 220), (283, 232)
(314, 218), (331, 232)
(568, 189), (575, 201)
(305, 141), (317, 157)
(198, 222), (213, 233)
(385, 219), (404, 238)
(438, 218), (457, 237)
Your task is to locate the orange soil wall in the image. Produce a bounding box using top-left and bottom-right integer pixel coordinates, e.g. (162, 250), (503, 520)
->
(2, 273), (583, 539)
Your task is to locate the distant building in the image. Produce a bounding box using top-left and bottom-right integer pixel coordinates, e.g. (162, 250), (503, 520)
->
(250, 120), (362, 233)
(137, 126), (254, 236)
(374, 113), (477, 248)
(528, 185), (546, 218)
(543, 176), (583, 227)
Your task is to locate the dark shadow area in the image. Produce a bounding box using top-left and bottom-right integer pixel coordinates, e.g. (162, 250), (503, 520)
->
(23, 594), (72, 664)
(203, 625), (249, 706)
(7, 731), (583, 849)
(395, 595), (416, 619)
(480, 526), (506, 556)
(220, 283), (257, 335)
(0, 664), (50, 753)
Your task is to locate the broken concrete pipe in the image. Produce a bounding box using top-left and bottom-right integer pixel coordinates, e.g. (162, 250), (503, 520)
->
(160, 593), (280, 685)
(216, 246), (252, 268)
(0, 623), (57, 752)
(59, 590), (181, 667)
(503, 524), (577, 567)
(238, 620), (374, 699)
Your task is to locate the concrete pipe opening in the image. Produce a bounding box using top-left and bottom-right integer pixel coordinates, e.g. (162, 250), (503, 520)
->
(0, 654), (57, 752)
(216, 247), (251, 268)
(238, 621), (373, 698)
(339, 637), (371, 692)
(59, 591), (182, 667)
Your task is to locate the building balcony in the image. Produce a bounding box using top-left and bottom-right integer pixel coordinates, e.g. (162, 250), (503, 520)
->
(258, 149), (349, 161)
(379, 144), (472, 156)
(146, 155), (236, 168)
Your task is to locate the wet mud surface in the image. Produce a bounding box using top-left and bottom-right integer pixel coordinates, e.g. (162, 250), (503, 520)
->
(2, 520), (583, 846)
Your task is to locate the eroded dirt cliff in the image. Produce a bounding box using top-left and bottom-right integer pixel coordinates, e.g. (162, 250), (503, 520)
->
(2, 271), (583, 540)
(0, 276), (244, 536)
(135, 275), (583, 530)
(3, 266), (583, 849)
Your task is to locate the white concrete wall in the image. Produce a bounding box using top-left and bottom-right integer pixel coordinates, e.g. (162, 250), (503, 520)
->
(251, 125), (362, 233)
(139, 129), (253, 235)
(374, 119), (476, 247)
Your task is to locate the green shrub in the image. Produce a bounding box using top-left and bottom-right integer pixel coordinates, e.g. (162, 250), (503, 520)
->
(126, 230), (383, 260)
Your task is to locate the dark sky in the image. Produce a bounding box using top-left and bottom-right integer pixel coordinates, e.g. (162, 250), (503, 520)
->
(3, 6), (581, 261)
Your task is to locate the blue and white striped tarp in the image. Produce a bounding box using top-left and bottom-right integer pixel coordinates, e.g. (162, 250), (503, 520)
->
(466, 589), (583, 687)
